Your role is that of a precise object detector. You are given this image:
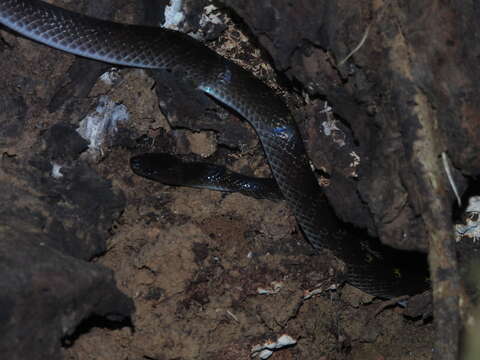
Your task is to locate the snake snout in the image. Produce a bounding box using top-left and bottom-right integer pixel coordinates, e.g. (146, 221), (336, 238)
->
(130, 153), (184, 183)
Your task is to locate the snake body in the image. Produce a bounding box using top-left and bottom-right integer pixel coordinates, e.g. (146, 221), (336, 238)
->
(0, 0), (429, 297)
(130, 153), (283, 201)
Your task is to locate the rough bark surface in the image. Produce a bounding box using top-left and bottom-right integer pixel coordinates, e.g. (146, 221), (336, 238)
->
(220, 1), (480, 358)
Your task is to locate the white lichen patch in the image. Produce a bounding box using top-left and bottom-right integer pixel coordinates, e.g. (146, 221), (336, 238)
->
(51, 162), (63, 178)
(349, 151), (361, 177)
(191, 3), (227, 40)
(99, 68), (121, 85)
(251, 334), (297, 359)
(321, 118), (341, 136)
(76, 95), (129, 159)
(455, 196), (480, 242)
(200, 4), (224, 26)
(349, 151), (360, 167)
(163, 0), (185, 29)
(163, 1), (227, 40)
(257, 281), (284, 295)
(320, 101), (346, 147)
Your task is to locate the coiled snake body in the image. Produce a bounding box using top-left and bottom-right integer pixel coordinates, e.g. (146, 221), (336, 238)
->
(0, 0), (429, 298)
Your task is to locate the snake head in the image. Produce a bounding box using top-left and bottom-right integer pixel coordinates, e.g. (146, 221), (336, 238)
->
(130, 153), (186, 185)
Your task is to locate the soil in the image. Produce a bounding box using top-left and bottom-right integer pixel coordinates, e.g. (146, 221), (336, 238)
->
(0, 1), (442, 359)
(61, 68), (433, 359)
(64, 142), (434, 359)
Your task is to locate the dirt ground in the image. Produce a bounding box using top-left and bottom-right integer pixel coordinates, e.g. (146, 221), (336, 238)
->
(62, 141), (434, 359)
(57, 66), (434, 357)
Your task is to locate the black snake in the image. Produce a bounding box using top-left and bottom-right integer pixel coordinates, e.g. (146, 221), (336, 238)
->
(0, 0), (429, 298)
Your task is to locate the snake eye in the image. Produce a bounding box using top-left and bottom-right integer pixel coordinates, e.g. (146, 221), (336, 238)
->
(130, 156), (143, 171)
(130, 155), (153, 176)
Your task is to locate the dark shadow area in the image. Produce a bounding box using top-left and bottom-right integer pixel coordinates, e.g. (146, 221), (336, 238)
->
(62, 314), (134, 348)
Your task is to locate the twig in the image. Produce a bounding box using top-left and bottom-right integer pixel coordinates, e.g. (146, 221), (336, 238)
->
(338, 0), (393, 66)
(442, 152), (461, 207)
